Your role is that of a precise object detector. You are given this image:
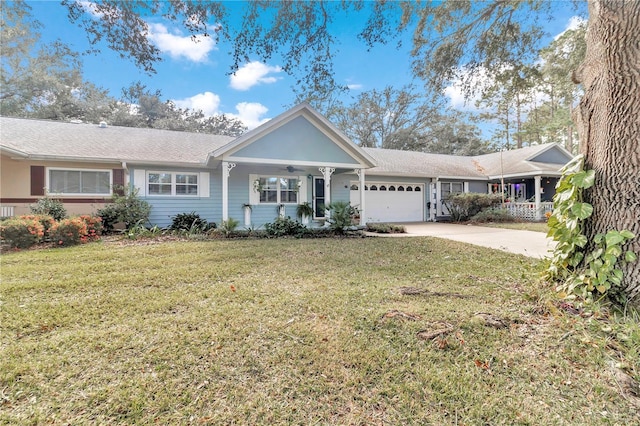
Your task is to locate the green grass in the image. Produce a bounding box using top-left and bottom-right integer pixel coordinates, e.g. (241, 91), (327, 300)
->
(477, 221), (549, 233)
(1, 237), (638, 424)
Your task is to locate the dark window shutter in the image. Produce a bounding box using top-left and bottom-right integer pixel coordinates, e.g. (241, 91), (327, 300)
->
(30, 166), (45, 196)
(112, 169), (125, 195)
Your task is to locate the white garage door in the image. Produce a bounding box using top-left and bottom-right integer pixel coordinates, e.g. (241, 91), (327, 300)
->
(350, 182), (424, 222)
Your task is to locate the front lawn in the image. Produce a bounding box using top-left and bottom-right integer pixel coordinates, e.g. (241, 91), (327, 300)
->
(1, 237), (638, 424)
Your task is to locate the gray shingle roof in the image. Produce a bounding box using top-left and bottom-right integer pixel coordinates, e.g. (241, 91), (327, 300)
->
(363, 144), (570, 179)
(0, 116), (570, 178)
(363, 148), (486, 178)
(0, 116), (234, 165)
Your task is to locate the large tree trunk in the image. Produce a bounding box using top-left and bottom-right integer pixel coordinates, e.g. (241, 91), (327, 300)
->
(574, 0), (640, 305)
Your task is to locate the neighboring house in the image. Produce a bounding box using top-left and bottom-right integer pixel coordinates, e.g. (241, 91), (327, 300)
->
(0, 104), (574, 226)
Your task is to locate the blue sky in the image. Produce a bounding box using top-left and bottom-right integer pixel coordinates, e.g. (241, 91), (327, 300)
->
(27, 1), (585, 130)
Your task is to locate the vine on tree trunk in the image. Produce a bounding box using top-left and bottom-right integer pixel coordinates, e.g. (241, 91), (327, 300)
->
(546, 154), (637, 304)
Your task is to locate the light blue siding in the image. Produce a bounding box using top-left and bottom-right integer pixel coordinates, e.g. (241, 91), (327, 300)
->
(130, 166), (219, 228)
(530, 147), (572, 164)
(232, 116), (357, 164)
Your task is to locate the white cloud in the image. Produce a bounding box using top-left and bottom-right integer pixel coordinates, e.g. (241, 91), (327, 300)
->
(555, 16), (587, 40)
(443, 68), (490, 111)
(172, 92), (221, 116)
(148, 23), (216, 62)
(229, 102), (270, 129)
(347, 83), (363, 90)
(229, 62), (282, 91)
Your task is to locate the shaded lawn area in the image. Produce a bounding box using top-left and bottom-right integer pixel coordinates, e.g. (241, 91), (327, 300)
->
(1, 237), (638, 424)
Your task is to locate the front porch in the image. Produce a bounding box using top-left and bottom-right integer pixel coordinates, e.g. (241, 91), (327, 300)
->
(489, 175), (558, 221)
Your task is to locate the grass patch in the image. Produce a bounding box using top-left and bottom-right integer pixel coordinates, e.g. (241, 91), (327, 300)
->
(478, 221), (549, 233)
(1, 237), (638, 424)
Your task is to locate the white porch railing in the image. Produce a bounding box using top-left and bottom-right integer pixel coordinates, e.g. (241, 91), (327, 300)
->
(503, 202), (553, 221)
(0, 206), (15, 218)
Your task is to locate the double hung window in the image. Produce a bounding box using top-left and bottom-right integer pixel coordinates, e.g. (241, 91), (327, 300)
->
(48, 168), (111, 195)
(258, 177), (298, 204)
(148, 172), (199, 196)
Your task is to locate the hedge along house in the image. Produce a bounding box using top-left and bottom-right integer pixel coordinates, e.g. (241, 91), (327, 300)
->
(0, 104), (573, 226)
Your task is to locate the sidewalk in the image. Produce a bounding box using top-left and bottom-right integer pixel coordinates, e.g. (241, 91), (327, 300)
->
(369, 222), (555, 259)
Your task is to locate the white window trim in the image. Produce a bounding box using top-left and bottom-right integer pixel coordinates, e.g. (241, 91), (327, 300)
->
(46, 167), (112, 196)
(255, 175), (300, 204)
(146, 171), (200, 197)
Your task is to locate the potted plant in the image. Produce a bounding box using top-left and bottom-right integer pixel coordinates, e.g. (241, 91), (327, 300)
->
(296, 202), (314, 225)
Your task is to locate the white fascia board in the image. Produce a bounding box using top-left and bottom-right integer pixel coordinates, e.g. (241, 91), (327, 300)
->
(486, 171), (563, 180)
(436, 175), (489, 181)
(223, 156), (362, 169)
(0, 145), (29, 158)
(125, 160), (209, 168)
(22, 154), (122, 164)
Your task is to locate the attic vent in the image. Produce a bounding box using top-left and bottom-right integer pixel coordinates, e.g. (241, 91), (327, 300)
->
(99, 121), (108, 128)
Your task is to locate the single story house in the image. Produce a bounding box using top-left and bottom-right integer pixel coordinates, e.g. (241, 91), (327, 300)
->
(0, 103), (573, 227)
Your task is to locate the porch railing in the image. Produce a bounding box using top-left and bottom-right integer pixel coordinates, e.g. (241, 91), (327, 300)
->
(503, 202), (553, 221)
(0, 206), (15, 218)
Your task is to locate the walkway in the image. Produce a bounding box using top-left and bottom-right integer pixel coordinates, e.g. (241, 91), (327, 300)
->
(372, 223), (555, 259)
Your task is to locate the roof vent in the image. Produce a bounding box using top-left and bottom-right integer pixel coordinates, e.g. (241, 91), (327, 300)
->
(99, 121), (108, 128)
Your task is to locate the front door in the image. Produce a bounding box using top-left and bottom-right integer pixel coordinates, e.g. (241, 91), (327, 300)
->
(313, 177), (325, 218)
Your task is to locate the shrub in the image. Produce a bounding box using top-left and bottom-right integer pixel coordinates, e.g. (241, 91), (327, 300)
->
(97, 186), (151, 231)
(170, 212), (208, 233)
(326, 201), (359, 234)
(219, 218), (240, 237)
(96, 204), (120, 233)
(470, 208), (517, 223)
(50, 217), (89, 246)
(264, 216), (307, 238)
(0, 217), (44, 248)
(18, 214), (56, 240)
(78, 215), (103, 241)
(30, 196), (67, 221)
(365, 222), (406, 233)
(443, 193), (501, 222)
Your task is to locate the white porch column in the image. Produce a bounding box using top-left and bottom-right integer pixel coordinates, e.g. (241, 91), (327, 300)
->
(221, 161), (236, 221)
(534, 175), (542, 220)
(355, 169), (366, 225)
(319, 167), (335, 221)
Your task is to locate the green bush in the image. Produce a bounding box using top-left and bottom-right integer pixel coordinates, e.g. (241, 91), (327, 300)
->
(470, 208), (517, 223)
(326, 201), (358, 234)
(170, 212), (209, 233)
(265, 216), (307, 238)
(443, 193), (501, 222)
(50, 217), (88, 246)
(365, 222), (406, 233)
(0, 217), (44, 248)
(219, 218), (240, 237)
(97, 186), (151, 231)
(30, 196), (67, 221)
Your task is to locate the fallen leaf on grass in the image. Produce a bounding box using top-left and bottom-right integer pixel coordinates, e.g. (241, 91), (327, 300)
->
(417, 321), (454, 340)
(383, 310), (421, 321)
(230, 285), (236, 292)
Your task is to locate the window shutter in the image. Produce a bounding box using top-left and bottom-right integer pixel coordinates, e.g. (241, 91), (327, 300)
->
(133, 169), (146, 196)
(298, 175), (308, 203)
(199, 172), (210, 197)
(112, 169), (125, 195)
(249, 174), (259, 205)
(30, 166), (45, 196)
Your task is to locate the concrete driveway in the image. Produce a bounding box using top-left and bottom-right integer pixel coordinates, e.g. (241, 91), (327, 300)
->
(372, 223), (555, 259)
